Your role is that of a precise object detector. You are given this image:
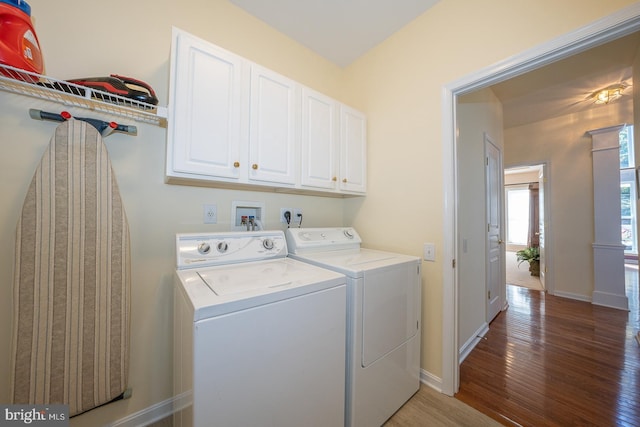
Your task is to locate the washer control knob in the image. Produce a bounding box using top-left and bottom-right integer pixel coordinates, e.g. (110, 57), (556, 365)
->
(344, 229), (354, 238)
(263, 238), (274, 250)
(217, 242), (229, 253)
(197, 242), (211, 254)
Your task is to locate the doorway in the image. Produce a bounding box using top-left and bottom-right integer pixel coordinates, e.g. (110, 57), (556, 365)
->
(441, 5), (640, 396)
(504, 164), (546, 291)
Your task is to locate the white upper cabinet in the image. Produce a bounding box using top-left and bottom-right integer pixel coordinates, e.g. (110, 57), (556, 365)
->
(339, 105), (367, 194)
(248, 65), (298, 186)
(167, 28), (247, 182)
(166, 27), (366, 196)
(300, 87), (339, 191)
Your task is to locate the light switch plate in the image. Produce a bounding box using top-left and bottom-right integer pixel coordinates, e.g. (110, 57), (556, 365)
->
(423, 243), (435, 261)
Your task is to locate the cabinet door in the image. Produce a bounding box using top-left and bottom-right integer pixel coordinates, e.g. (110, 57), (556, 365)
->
(339, 105), (367, 194)
(300, 88), (338, 190)
(249, 65), (298, 186)
(168, 28), (245, 180)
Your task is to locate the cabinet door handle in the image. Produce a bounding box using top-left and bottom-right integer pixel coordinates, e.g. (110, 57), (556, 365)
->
(252, 164), (259, 170)
(233, 161), (240, 168)
(332, 177), (337, 182)
(342, 178), (348, 183)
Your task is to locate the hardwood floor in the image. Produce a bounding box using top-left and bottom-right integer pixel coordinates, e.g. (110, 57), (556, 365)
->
(456, 276), (640, 426)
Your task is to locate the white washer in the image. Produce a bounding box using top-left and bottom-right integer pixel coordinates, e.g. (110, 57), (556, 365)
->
(173, 230), (347, 427)
(286, 227), (422, 427)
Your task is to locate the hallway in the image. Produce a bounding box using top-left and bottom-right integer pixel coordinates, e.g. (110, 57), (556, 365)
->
(455, 267), (640, 426)
(505, 250), (543, 291)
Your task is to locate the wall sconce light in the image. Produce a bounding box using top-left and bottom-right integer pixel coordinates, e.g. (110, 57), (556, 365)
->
(591, 84), (627, 104)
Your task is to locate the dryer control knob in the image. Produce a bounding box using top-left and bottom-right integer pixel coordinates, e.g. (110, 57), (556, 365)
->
(197, 242), (211, 254)
(263, 238), (274, 250)
(344, 229), (355, 238)
(217, 242), (229, 253)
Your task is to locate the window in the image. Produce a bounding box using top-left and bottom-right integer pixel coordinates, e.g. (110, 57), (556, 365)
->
(506, 186), (530, 245)
(619, 125), (636, 255)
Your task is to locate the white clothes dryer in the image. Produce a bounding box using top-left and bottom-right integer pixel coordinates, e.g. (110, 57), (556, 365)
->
(285, 227), (422, 427)
(174, 230), (347, 427)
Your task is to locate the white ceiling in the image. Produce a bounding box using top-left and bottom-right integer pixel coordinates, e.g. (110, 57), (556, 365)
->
(229, 0), (640, 127)
(229, 0), (441, 67)
(491, 32), (640, 128)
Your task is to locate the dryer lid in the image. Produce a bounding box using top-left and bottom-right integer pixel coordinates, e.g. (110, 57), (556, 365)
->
(291, 247), (418, 277)
(286, 227), (361, 254)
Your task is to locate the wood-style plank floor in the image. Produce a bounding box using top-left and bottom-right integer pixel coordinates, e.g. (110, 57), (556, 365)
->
(384, 385), (501, 426)
(456, 270), (640, 426)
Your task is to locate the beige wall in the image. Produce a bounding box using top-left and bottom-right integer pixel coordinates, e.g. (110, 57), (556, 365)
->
(0, 0), (637, 424)
(505, 99), (633, 299)
(343, 0), (636, 381)
(505, 170), (541, 186)
(0, 1), (349, 426)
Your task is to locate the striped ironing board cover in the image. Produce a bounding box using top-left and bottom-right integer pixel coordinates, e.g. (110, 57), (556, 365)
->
(11, 119), (131, 416)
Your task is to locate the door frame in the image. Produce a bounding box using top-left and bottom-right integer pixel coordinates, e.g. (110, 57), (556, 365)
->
(440, 3), (640, 396)
(504, 161), (553, 294)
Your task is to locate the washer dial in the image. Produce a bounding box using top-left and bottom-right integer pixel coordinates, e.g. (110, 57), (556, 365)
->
(197, 242), (211, 254)
(263, 238), (274, 250)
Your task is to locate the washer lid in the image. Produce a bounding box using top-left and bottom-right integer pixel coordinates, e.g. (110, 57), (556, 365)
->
(176, 257), (346, 320)
(198, 259), (298, 296)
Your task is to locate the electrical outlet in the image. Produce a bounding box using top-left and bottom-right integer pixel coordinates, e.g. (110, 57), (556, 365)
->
(280, 208), (293, 224)
(293, 208), (303, 224)
(203, 204), (217, 224)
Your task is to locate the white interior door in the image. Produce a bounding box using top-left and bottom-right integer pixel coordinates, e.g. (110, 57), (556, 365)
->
(485, 135), (503, 322)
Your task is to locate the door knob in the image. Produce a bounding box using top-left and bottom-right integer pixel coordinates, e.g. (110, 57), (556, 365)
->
(252, 164), (258, 170)
(498, 239), (503, 245)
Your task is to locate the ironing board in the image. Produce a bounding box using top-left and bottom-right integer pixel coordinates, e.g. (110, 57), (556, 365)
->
(11, 119), (131, 416)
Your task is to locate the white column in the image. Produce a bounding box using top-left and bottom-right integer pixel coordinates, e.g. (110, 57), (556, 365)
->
(588, 125), (629, 310)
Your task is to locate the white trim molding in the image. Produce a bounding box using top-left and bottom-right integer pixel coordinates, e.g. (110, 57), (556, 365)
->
(107, 392), (191, 427)
(553, 290), (592, 303)
(420, 369), (443, 393)
(459, 323), (489, 364)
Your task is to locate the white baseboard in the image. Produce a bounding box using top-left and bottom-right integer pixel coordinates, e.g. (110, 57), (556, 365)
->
(554, 289), (629, 311)
(420, 369), (442, 392)
(592, 290), (629, 311)
(108, 391), (191, 427)
(458, 323), (489, 364)
(553, 290), (591, 302)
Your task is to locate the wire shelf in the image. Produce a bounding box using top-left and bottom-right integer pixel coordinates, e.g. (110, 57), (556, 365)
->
(0, 63), (167, 126)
